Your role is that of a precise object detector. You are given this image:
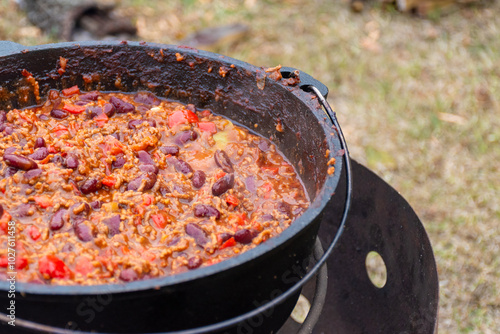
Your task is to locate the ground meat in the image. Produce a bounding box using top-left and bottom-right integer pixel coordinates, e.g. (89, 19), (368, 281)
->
(0, 86), (309, 285)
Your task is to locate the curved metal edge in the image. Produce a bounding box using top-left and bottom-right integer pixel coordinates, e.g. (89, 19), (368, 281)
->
(280, 67), (329, 98)
(0, 41), (342, 298)
(0, 41), (25, 57)
(0, 83), (352, 334)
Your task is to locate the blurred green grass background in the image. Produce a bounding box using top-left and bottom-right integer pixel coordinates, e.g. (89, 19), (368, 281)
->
(1, 0), (499, 332)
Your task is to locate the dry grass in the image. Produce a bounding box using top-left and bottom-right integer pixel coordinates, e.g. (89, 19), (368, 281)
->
(1, 0), (499, 332)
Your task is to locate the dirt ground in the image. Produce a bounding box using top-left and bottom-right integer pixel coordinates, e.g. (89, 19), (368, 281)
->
(1, 0), (499, 333)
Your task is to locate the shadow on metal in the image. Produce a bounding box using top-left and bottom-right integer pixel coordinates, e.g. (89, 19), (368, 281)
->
(282, 159), (439, 333)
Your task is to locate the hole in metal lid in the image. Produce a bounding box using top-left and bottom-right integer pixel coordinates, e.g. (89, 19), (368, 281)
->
(365, 251), (387, 288)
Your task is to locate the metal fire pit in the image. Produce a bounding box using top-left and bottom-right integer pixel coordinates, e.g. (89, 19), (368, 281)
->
(280, 159), (439, 334)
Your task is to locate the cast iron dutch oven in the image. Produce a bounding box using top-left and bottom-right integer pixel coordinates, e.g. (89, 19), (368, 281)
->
(0, 41), (347, 333)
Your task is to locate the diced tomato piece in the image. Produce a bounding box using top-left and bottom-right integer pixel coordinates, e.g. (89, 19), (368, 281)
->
(102, 175), (116, 188)
(34, 195), (53, 208)
(121, 246), (130, 254)
(48, 145), (58, 153)
(29, 225), (41, 240)
(198, 121), (217, 134)
(75, 256), (93, 276)
(215, 171), (226, 180)
(168, 109), (199, 128)
(219, 237), (236, 250)
(151, 211), (169, 229)
(133, 216), (142, 226)
(226, 194), (239, 207)
(0, 256), (7, 267)
(61, 85), (80, 96)
(142, 194), (154, 206)
(262, 182), (273, 199)
(63, 104), (86, 114)
(229, 212), (247, 226)
(52, 124), (69, 137)
(0, 255), (27, 269)
(38, 255), (72, 279)
(0, 212), (12, 234)
(142, 251), (156, 262)
(262, 166), (279, 175)
(102, 135), (124, 155)
(16, 257), (28, 270)
(94, 113), (108, 127)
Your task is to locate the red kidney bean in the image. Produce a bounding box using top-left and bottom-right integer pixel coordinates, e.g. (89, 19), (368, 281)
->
(278, 201), (292, 216)
(74, 222), (94, 242)
(127, 173), (157, 191)
(119, 268), (138, 282)
(79, 91), (99, 101)
(192, 170), (206, 188)
(128, 119), (144, 129)
(74, 101), (88, 106)
(175, 130), (198, 146)
(50, 108), (68, 119)
(160, 187), (170, 196)
(137, 150), (155, 165)
(103, 103), (115, 117)
(258, 139), (271, 152)
(167, 237), (180, 246)
(110, 96), (135, 113)
(187, 256), (203, 270)
(219, 232), (233, 243)
(51, 154), (64, 164)
(234, 229), (255, 244)
(5, 167), (17, 177)
(13, 204), (34, 218)
(185, 223), (209, 247)
(129, 118), (156, 128)
(174, 159), (193, 174)
(244, 176), (256, 193)
(61, 243), (74, 252)
(1, 125), (13, 135)
(260, 214), (274, 222)
(28, 147), (48, 160)
(112, 154), (126, 169)
(50, 209), (67, 231)
(103, 215), (121, 236)
(63, 154), (79, 169)
(214, 150), (233, 173)
(4, 147), (16, 155)
(80, 177), (102, 194)
(0, 204), (3, 218)
(193, 204), (220, 219)
(139, 164), (158, 174)
(90, 200), (102, 209)
(212, 173), (234, 196)
(24, 168), (43, 180)
(159, 145), (179, 156)
(70, 202), (91, 218)
(86, 106), (103, 119)
(3, 154), (38, 171)
(34, 137), (46, 149)
(134, 92), (161, 106)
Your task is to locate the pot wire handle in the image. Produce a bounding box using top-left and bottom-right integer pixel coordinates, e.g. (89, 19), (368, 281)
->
(161, 86), (353, 334)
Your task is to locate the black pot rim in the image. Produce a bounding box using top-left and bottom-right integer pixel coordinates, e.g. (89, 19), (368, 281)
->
(0, 41), (342, 296)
